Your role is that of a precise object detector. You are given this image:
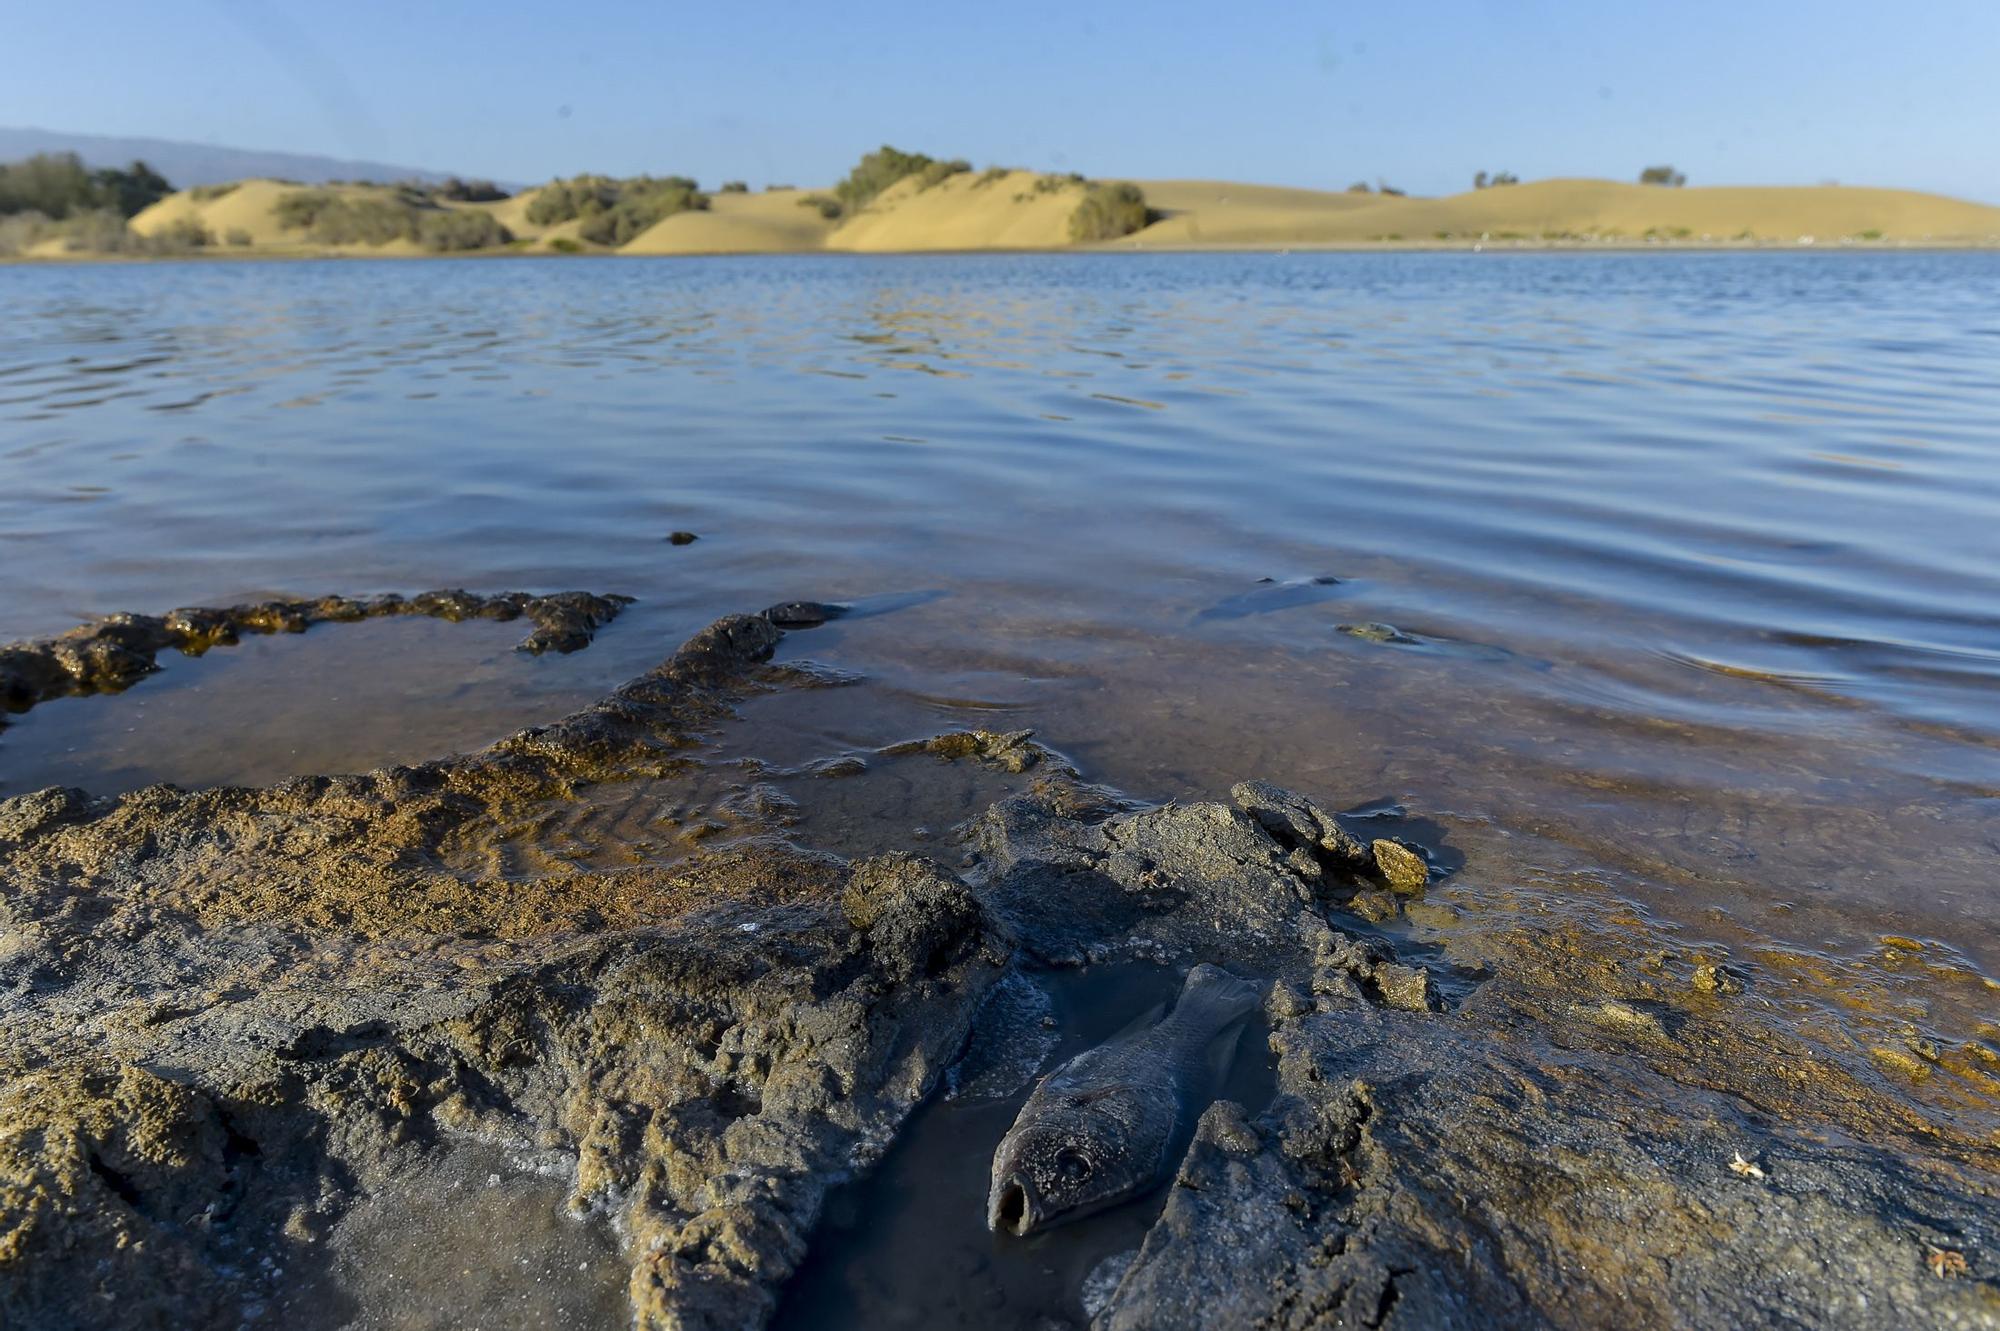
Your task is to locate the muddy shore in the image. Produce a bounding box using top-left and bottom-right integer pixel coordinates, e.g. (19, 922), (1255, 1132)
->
(1, 600), (1995, 1329)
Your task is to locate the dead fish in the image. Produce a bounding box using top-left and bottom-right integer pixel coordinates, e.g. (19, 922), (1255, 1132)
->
(1193, 576), (1344, 623)
(987, 964), (1261, 1236)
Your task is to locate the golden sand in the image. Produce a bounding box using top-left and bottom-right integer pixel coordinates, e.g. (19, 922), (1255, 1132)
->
(623, 188), (840, 254)
(1123, 178), (2000, 247)
(76, 174), (2000, 260)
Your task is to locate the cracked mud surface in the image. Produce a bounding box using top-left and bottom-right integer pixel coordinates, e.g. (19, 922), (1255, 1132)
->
(2, 600), (1997, 1329)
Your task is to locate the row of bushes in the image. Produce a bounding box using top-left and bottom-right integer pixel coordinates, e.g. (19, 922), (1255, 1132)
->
(0, 153), (173, 220)
(524, 174), (707, 245)
(0, 209), (214, 257)
(273, 189), (512, 251)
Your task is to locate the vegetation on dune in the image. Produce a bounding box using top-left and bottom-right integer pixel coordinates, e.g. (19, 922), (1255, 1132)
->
(1640, 165), (1688, 187)
(798, 194), (843, 219)
(0, 152), (172, 219)
(0, 208), (211, 257)
(432, 176), (510, 202)
(273, 186), (512, 251)
(973, 166), (1010, 188)
(525, 174), (708, 245)
(189, 182), (240, 203)
(1377, 181), (1407, 197)
(1068, 182), (1152, 242)
(1348, 182), (1373, 194)
(416, 209), (512, 250)
(1473, 170), (1519, 188)
(821, 145), (970, 217)
(719, 180), (748, 193)
(915, 158), (972, 190)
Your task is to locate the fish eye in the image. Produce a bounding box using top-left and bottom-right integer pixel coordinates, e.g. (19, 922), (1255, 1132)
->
(1055, 1148), (1090, 1183)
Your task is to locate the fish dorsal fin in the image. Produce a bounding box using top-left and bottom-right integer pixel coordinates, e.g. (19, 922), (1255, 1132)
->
(1107, 1000), (1169, 1042)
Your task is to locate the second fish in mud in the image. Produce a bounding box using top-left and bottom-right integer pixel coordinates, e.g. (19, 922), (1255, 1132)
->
(987, 964), (1263, 1236)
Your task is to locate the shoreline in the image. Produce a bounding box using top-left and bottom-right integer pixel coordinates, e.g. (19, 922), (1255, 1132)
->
(9, 236), (2000, 266)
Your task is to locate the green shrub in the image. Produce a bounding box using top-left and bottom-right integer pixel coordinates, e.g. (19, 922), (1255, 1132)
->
(916, 159), (971, 190)
(433, 177), (509, 202)
(832, 146), (970, 210)
(1377, 182), (1406, 197)
(1033, 172), (1085, 195)
(1067, 182), (1150, 242)
(1639, 165), (1687, 187)
(799, 193), (843, 219)
(764, 183), (795, 192)
(225, 227), (253, 247)
(525, 174), (706, 244)
(720, 180), (748, 193)
(147, 218), (213, 251)
(546, 236), (584, 254)
(525, 175), (618, 225)
(418, 209), (511, 251)
(576, 179), (705, 245)
(0, 153), (172, 219)
(1474, 171), (1518, 189)
(973, 166), (1009, 188)
(190, 183), (240, 203)
(1859, 228), (1883, 240)
(274, 188), (512, 249)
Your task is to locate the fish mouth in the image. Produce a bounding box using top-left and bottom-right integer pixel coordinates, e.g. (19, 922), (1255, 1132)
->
(988, 1174), (1040, 1236)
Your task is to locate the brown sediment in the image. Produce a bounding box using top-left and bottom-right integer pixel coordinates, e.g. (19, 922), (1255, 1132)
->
(2, 607), (1997, 1329)
(0, 589), (634, 721)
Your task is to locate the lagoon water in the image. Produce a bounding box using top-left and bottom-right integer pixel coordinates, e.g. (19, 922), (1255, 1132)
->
(5, 251), (1999, 1145)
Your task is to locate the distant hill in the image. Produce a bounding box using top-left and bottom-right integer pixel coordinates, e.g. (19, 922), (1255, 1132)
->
(0, 126), (516, 191)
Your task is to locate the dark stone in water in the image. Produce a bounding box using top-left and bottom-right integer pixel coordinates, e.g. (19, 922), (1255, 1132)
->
(762, 600), (849, 628)
(667, 530), (700, 545)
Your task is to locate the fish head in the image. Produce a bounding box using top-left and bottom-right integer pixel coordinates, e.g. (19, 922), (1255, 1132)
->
(987, 1094), (1145, 1236)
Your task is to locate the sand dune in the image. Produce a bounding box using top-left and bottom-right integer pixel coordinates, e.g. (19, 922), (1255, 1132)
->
(1124, 178), (2000, 246)
(61, 173), (2000, 261)
(825, 170), (1091, 251)
(624, 188), (838, 254)
(130, 179), (312, 247)
(1122, 180), (1386, 246)
(130, 179), (449, 253)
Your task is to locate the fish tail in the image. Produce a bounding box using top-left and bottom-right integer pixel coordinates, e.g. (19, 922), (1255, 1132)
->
(1168, 963), (1262, 1036)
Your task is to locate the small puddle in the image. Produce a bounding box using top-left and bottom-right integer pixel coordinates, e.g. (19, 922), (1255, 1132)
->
(276, 1142), (628, 1331)
(0, 616), (608, 797)
(776, 962), (1276, 1331)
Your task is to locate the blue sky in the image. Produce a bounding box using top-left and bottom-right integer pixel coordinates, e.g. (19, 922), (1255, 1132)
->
(4, 0), (1997, 200)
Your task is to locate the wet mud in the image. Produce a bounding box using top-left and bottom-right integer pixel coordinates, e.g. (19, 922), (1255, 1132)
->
(2, 598), (1997, 1329)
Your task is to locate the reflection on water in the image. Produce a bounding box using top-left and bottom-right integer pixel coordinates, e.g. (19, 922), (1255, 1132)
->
(3, 251), (1998, 1122)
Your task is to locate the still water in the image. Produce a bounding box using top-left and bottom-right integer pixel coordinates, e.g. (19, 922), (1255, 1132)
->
(4, 250), (1997, 1133)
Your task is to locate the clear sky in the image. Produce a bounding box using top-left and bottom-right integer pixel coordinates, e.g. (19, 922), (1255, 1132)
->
(3, 0), (1997, 201)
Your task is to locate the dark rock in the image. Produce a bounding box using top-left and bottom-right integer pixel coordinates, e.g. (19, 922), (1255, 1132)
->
(761, 601), (848, 629)
(1229, 780), (1371, 869)
(667, 530), (700, 545)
